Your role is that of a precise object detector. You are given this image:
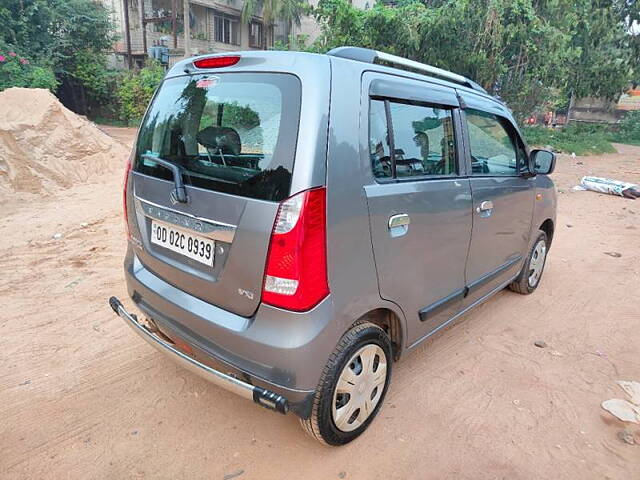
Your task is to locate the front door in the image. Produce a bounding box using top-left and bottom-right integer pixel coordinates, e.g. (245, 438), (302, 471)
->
(459, 95), (535, 304)
(363, 74), (473, 346)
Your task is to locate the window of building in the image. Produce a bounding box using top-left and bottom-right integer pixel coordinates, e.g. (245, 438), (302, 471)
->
(150, 0), (177, 35)
(214, 15), (239, 45)
(190, 4), (209, 41)
(249, 21), (263, 48)
(369, 99), (457, 179)
(465, 109), (523, 176)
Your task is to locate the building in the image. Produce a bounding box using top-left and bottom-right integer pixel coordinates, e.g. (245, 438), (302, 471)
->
(103, 0), (290, 69)
(568, 91), (640, 124)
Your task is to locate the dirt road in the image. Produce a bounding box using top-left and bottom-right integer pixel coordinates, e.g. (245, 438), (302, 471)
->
(1, 128), (639, 479)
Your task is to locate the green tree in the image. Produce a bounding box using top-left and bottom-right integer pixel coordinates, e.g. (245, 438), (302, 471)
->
(569, 0), (636, 100)
(0, 0), (57, 55)
(619, 0), (640, 87)
(242, 0), (308, 48)
(0, 0), (115, 114)
(309, 0), (635, 119)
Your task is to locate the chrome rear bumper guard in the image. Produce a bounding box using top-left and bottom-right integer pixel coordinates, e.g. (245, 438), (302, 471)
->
(108, 296), (289, 414)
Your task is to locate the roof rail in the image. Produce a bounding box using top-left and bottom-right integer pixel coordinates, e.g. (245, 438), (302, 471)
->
(327, 46), (487, 94)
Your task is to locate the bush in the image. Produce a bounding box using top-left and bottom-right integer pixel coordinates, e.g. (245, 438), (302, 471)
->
(523, 124), (616, 155)
(116, 60), (165, 124)
(525, 113), (640, 154)
(71, 50), (118, 109)
(0, 50), (57, 91)
(612, 111), (640, 145)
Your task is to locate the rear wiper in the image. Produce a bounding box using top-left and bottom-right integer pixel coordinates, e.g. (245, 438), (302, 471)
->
(142, 154), (188, 203)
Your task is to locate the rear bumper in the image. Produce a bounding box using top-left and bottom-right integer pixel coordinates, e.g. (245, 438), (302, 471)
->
(109, 296), (289, 414)
(121, 249), (342, 417)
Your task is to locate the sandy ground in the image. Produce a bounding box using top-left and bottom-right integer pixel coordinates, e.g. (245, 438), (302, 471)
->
(1, 128), (639, 479)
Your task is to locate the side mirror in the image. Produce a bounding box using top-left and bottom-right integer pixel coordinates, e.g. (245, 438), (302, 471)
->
(530, 149), (556, 175)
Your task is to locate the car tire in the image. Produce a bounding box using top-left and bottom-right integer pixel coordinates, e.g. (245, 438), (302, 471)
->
(300, 322), (392, 446)
(509, 230), (548, 295)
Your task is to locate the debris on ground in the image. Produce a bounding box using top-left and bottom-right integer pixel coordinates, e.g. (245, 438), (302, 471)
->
(223, 470), (244, 480)
(617, 430), (636, 445)
(65, 279), (81, 289)
(579, 176), (640, 199)
(0, 87), (128, 198)
(618, 381), (640, 405)
(602, 399), (640, 423)
(602, 380), (640, 424)
(534, 340), (548, 348)
(604, 252), (622, 258)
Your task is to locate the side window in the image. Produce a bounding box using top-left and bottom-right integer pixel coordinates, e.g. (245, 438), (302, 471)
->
(369, 99), (392, 178)
(388, 102), (456, 178)
(465, 109), (520, 176)
(368, 99), (457, 179)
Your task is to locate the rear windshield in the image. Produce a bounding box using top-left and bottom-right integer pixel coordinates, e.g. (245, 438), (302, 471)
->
(135, 73), (301, 202)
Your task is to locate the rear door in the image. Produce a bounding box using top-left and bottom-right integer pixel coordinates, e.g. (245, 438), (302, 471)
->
(458, 93), (535, 304)
(128, 72), (302, 317)
(363, 73), (473, 345)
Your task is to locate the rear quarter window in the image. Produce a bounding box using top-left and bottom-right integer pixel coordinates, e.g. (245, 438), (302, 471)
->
(135, 73), (301, 202)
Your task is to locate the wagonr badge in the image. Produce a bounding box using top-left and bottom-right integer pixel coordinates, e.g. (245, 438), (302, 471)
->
(109, 47), (557, 445)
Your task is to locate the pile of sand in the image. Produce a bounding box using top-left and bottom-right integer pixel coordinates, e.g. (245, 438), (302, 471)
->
(0, 87), (130, 197)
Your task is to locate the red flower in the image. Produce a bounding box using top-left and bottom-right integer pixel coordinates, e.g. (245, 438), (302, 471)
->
(8, 51), (16, 57)
(0, 55), (5, 63)
(20, 58), (29, 65)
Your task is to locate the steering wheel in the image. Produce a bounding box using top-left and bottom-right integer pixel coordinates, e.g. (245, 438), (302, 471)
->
(471, 155), (489, 174)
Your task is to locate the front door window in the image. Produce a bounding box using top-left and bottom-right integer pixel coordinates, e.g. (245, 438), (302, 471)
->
(465, 109), (522, 176)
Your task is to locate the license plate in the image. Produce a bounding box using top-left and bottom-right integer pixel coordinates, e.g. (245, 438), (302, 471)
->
(150, 221), (214, 266)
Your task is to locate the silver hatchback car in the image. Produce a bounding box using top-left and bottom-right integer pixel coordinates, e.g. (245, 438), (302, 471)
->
(109, 47), (557, 445)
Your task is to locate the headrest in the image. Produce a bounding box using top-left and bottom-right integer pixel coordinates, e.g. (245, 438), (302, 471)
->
(197, 126), (241, 156)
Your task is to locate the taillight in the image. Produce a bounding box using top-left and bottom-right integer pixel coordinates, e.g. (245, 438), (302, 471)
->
(123, 155), (132, 239)
(193, 56), (240, 69)
(262, 187), (329, 312)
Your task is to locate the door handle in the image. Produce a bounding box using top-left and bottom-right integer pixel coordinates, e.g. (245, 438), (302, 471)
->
(476, 200), (494, 213)
(388, 213), (410, 229)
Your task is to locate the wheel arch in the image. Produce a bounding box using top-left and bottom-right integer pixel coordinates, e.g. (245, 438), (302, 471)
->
(539, 218), (555, 248)
(352, 308), (404, 361)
